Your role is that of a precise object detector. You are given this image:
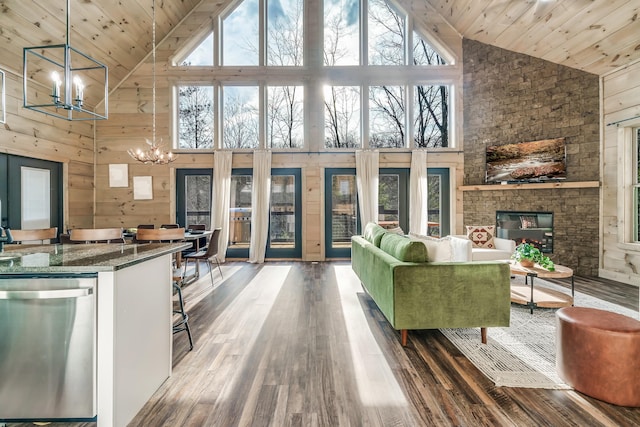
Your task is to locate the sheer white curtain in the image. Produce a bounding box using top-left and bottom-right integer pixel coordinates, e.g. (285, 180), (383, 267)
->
(355, 150), (379, 227)
(409, 150), (429, 235)
(212, 151), (232, 262)
(249, 150), (272, 263)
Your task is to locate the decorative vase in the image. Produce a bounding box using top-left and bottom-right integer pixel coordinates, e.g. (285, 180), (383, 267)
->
(519, 259), (535, 268)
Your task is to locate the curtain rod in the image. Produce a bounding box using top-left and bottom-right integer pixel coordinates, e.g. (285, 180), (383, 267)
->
(606, 115), (640, 126)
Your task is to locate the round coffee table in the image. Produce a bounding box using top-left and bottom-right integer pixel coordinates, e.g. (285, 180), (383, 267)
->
(509, 261), (574, 314)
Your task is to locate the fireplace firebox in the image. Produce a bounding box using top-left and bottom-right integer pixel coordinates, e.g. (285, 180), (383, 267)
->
(496, 211), (553, 253)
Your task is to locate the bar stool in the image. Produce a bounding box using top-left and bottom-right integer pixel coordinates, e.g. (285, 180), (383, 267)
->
(172, 282), (193, 351)
(69, 227), (124, 243)
(136, 227), (194, 351)
(10, 227), (58, 244)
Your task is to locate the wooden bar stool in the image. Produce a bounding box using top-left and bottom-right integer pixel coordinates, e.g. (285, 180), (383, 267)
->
(10, 227), (58, 244)
(69, 227), (124, 243)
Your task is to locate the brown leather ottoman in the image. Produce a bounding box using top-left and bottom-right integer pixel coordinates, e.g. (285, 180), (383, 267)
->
(556, 307), (640, 407)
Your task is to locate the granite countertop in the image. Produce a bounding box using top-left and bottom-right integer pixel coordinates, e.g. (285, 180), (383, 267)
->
(0, 242), (191, 274)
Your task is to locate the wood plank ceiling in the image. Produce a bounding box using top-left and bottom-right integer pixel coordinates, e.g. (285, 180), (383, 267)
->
(424, 0), (640, 75)
(0, 0), (638, 95)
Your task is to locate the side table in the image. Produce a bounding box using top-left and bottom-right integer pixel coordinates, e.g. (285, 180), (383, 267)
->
(509, 261), (574, 314)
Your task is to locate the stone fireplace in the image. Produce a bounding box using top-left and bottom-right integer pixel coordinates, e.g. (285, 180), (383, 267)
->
(496, 211), (553, 253)
(461, 39), (600, 276)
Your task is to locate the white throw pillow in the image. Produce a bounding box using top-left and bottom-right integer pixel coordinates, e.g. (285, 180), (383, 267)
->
(409, 233), (453, 262)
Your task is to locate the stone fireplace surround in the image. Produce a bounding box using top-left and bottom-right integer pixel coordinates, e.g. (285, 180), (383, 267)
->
(461, 39), (600, 277)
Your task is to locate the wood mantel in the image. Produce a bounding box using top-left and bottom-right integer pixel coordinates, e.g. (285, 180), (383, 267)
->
(458, 181), (600, 191)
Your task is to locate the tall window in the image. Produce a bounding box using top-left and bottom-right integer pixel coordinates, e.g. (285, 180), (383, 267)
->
(324, 85), (361, 148)
(174, 0), (454, 150)
(634, 128), (640, 242)
(177, 85), (214, 149)
(267, 86), (304, 148)
(223, 86), (260, 149)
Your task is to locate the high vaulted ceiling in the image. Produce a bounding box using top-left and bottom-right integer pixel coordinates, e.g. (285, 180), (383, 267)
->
(0, 0), (638, 95)
(424, 0), (640, 75)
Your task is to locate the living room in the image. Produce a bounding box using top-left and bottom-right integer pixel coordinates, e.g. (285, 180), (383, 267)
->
(0, 0), (639, 425)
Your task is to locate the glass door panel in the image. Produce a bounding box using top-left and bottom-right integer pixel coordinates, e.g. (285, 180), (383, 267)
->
(379, 169), (408, 232)
(427, 168), (450, 237)
(266, 169), (301, 258)
(227, 170), (252, 257)
(176, 169), (212, 229)
(325, 169), (358, 258)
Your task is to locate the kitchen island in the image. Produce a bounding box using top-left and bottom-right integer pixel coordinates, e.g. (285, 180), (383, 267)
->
(0, 242), (190, 426)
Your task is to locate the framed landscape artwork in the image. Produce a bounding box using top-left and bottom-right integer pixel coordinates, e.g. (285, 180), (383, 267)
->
(486, 138), (566, 183)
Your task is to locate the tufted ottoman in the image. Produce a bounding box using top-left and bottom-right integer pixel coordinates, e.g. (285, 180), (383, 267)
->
(556, 307), (640, 407)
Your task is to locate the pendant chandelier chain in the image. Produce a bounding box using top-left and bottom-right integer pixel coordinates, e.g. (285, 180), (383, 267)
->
(152, 0), (157, 146)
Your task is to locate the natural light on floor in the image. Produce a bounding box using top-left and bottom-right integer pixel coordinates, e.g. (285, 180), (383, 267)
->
(332, 264), (408, 407)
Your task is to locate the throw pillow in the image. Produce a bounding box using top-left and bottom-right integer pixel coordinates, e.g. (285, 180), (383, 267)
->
(466, 225), (496, 249)
(409, 232), (453, 262)
(387, 226), (405, 236)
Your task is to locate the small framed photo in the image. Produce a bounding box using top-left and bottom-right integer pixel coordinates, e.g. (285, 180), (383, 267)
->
(133, 176), (153, 200)
(109, 164), (128, 187)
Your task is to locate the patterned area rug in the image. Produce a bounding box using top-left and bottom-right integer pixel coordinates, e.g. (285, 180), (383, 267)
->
(440, 276), (639, 389)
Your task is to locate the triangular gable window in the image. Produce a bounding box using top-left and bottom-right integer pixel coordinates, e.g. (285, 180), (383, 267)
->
(413, 31), (448, 66)
(181, 33), (214, 66)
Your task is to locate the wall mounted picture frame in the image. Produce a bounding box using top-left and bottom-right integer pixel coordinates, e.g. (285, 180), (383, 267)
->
(108, 164), (129, 187)
(133, 176), (153, 200)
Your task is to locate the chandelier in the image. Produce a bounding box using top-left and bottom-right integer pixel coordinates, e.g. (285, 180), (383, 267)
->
(128, 139), (176, 164)
(23, 0), (108, 120)
(128, 0), (177, 165)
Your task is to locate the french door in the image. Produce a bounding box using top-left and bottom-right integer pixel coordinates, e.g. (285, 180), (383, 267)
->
(265, 168), (302, 258)
(324, 167), (450, 258)
(0, 154), (62, 233)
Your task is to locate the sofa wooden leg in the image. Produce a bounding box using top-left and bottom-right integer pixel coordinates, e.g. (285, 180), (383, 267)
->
(401, 329), (408, 346)
(481, 327), (487, 344)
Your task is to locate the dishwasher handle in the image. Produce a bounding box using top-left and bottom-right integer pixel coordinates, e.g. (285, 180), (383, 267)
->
(0, 287), (93, 300)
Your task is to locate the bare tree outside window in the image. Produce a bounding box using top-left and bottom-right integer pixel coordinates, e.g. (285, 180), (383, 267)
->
(223, 86), (259, 149)
(267, 0), (304, 66)
(368, 0), (404, 65)
(324, 0), (360, 66)
(369, 85), (405, 148)
(414, 84), (449, 148)
(324, 86), (361, 148)
(178, 85), (214, 149)
(413, 32), (449, 148)
(268, 86), (304, 148)
(367, 0), (449, 148)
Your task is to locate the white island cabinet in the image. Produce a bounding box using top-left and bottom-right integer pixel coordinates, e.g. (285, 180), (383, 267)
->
(0, 242), (190, 426)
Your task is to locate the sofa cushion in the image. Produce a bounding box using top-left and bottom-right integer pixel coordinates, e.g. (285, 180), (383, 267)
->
(409, 233), (453, 262)
(380, 232), (427, 263)
(466, 225), (496, 249)
(472, 248), (513, 261)
(363, 222), (386, 247)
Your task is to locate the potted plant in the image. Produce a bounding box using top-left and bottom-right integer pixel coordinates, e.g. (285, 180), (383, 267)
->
(512, 242), (555, 271)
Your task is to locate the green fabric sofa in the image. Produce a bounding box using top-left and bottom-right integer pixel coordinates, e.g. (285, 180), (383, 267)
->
(351, 223), (511, 346)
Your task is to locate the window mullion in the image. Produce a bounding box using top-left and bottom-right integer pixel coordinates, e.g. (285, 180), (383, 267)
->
(361, 0), (367, 66)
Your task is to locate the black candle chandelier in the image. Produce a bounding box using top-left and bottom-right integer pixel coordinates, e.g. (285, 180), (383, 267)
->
(23, 0), (108, 120)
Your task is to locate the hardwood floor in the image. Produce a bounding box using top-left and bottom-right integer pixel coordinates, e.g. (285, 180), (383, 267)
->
(5, 262), (639, 426)
(131, 261), (640, 427)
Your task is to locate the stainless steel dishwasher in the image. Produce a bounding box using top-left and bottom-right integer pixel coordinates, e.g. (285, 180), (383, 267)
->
(0, 273), (97, 421)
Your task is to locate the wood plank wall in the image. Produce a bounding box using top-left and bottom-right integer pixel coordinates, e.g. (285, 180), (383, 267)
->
(0, 68), (95, 231)
(601, 60), (640, 285)
(93, 0), (465, 261)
